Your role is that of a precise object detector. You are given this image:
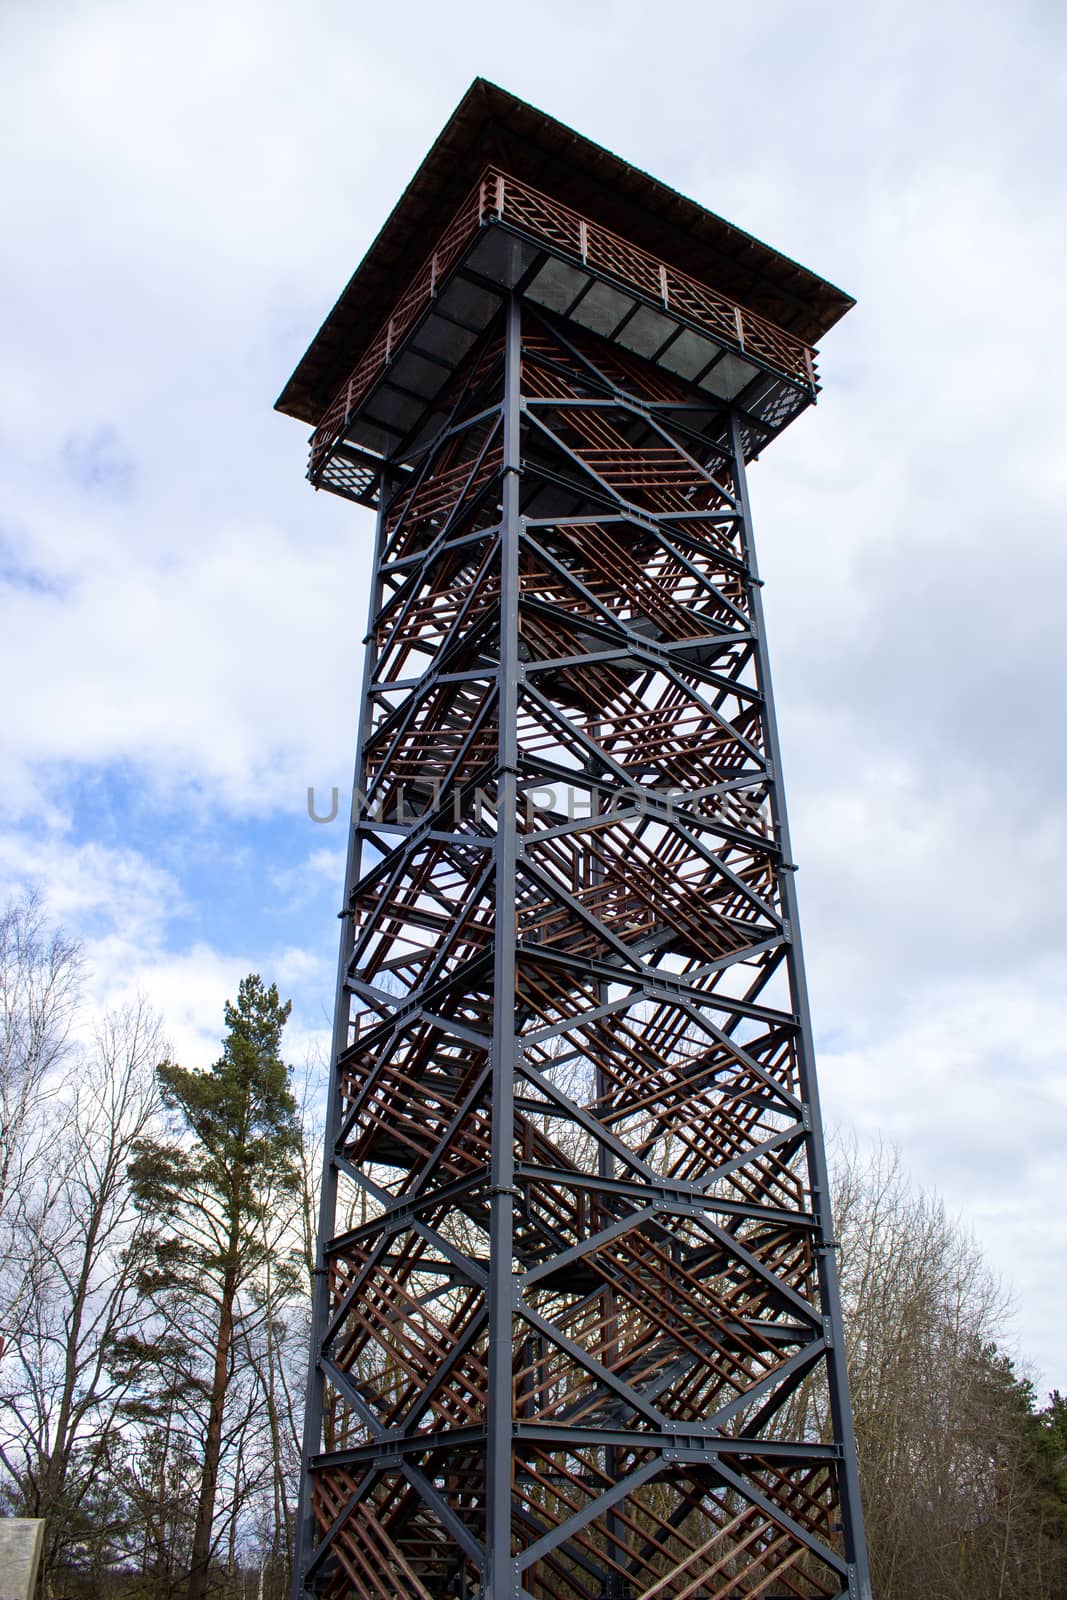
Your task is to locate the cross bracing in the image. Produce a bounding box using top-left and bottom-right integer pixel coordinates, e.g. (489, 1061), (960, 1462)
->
(289, 288), (871, 1600)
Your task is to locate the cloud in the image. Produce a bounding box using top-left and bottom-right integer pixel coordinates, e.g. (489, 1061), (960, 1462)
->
(0, 512), (374, 817)
(0, 825), (333, 1074)
(819, 973), (1067, 1395)
(1, 0), (1064, 1397)
(271, 845), (348, 907)
(61, 426), (137, 496)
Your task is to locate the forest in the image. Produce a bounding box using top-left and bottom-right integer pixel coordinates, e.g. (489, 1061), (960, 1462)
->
(1, 891), (1064, 1600)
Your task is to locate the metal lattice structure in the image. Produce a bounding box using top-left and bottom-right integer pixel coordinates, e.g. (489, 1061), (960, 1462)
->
(279, 81), (870, 1600)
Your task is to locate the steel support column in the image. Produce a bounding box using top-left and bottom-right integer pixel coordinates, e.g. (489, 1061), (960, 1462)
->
(485, 291), (523, 1599)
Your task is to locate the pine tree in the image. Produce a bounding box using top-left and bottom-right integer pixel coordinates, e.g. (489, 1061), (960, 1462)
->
(129, 975), (301, 1600)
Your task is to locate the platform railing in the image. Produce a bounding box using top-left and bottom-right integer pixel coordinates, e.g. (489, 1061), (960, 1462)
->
(310, 167), (817, 479)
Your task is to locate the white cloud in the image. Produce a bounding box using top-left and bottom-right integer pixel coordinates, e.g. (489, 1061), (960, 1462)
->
(1, 0), (1064, 1397)
(0, 510), (373, 816)
(271, 845), (348, 905)
(819, 973), (1067, 1395)
(0, 826), (332, 1073)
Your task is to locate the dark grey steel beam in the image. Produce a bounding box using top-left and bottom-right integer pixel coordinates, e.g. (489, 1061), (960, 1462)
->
(290, 468), (393, 1600)
(729, 408), (872, 1600)
(485, 290), (523, 1600)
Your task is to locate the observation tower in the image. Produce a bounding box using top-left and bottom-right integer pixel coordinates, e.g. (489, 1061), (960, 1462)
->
(278, 78), (870, 1600)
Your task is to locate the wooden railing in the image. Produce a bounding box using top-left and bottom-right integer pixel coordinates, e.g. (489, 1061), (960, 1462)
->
(310, 168), (817, 477)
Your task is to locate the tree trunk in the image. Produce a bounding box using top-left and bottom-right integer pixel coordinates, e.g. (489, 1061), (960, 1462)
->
(187, 1270), (237, 1600)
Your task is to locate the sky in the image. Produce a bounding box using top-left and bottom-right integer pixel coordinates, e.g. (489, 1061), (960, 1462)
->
(2, 0), (1065, 1395)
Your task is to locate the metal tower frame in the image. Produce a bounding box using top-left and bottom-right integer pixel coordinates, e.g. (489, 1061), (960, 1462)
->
(280, 83), (870, 1600)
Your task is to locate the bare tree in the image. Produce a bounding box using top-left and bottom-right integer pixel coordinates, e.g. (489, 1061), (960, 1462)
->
(807, 1136), (1067, 1600)
(0, 892), (82, 1346)
(0, 997), (165, 1588)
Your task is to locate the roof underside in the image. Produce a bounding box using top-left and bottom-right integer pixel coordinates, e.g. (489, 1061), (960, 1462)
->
(276, 79), (854, 428)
